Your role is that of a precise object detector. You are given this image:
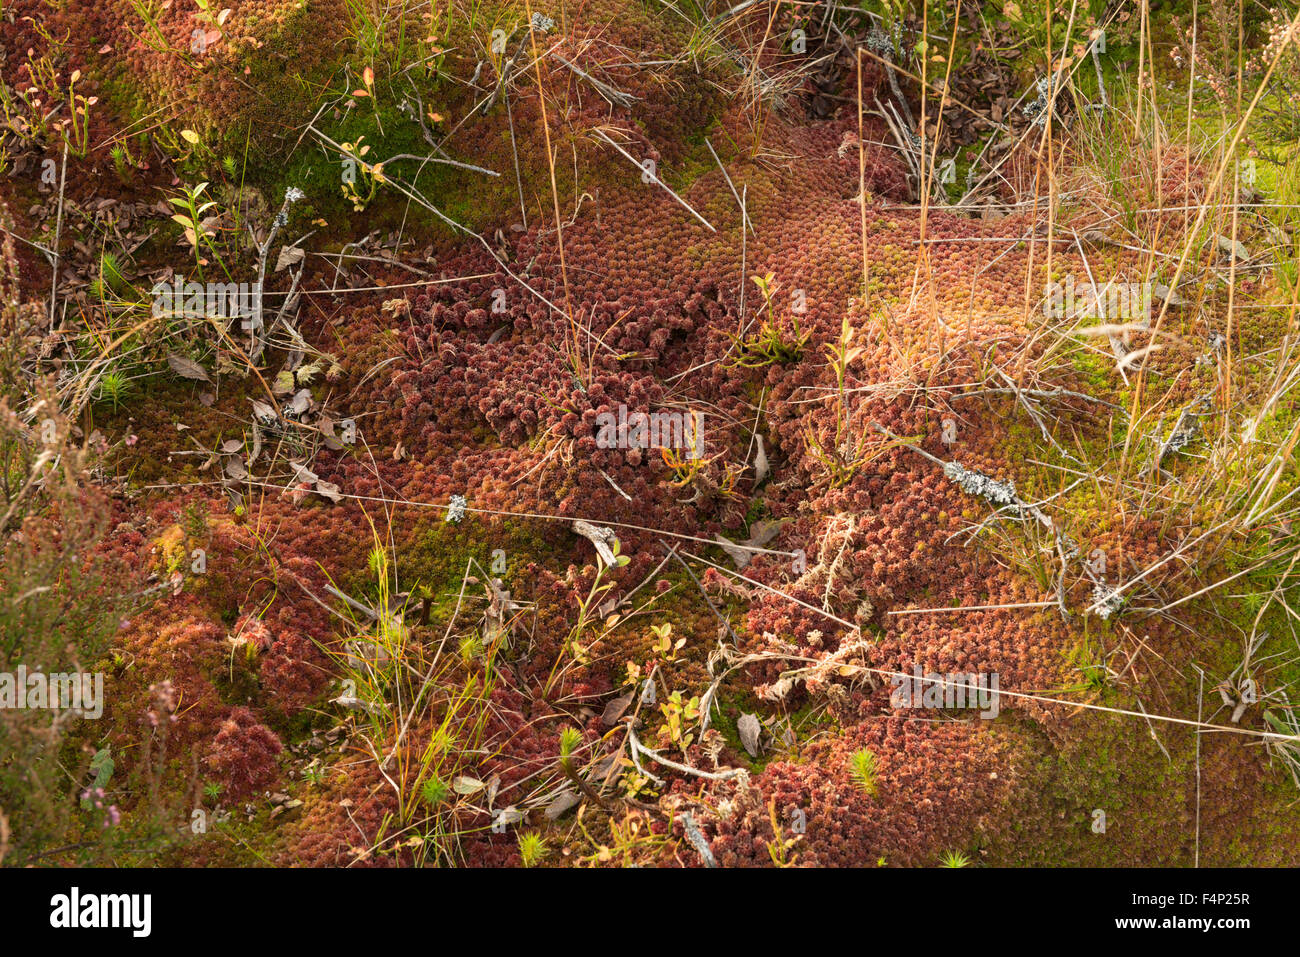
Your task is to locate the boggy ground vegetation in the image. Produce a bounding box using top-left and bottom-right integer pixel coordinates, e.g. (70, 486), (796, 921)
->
(3, 0), (1300, 867)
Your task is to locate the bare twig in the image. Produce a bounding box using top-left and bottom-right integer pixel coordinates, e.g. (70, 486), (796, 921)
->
(590, 128), (717, 232)
(48, 141), (68, 324)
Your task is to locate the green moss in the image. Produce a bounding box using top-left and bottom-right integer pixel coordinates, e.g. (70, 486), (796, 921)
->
(709, 687), (836, 773)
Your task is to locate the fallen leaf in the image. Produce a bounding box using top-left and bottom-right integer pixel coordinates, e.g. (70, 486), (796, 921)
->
(452, 776), (484, 795)
(167, 353), (212, 383)
(715, 534), (753, 569)
(318, 415), (344, 450)
(494, 806), (524, 825)
(251, 399), (278, 424)
(746, 519), (785, 549)
(1217, 235), (1250, 261)
(314, 479), (343, 503)
(753, 434), (769, 484)
(330, 695), (378, 714)
(601, 692), (633, 726)
(1150, 282), (1186, 307)
(288, 461), (319, 484)
(544, 790), (581, 819)
(275, 245), (305, 272)
(737, 712), (762, 757)
(283, 389), (312, 418)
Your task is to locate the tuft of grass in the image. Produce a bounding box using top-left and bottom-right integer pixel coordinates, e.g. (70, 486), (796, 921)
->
(310, 522), (515, 866)
(99, 251), (127, 291)
(95, 370), (131, 411)
(110, 144), (132, 183)
(850, 748), (879, 797)
(558, 726), (582, 759)
(517, 830), (548, 867)
(419, 774), (450, 808)
(89, 251), (130, 304)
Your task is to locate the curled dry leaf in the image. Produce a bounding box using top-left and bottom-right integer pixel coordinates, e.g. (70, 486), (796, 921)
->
(753, 433), (770, 484)
(314, 479), (342, 503)
(737, 711), (762, 757)
(544, 790), (581, 819)
(1216, 235), (1250, 261)
(494, 806), (524, 826)
(275, 245), (305, 272)
(251, 399), (278, 425)
(601, 692), (634, 727)
(318, 415), (344, 451)
(167, 353), (212, 383)
(283, 388), (313, 419)
(330, 695), (379, 715)
(715, 534), (752, 569)
(716, 520), (785, 570)
(288, 461), (319, 485)
(451, 776), (484, 795)
(1150, 282), (1186, 308)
